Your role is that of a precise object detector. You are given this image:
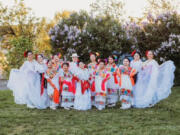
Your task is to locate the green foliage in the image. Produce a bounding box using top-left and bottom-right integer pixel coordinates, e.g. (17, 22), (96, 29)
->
(0, 87), (180, 134)
(5, 37), (33, 75)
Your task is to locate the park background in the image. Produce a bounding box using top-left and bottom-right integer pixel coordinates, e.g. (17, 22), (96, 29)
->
(0, 0), (180, 134)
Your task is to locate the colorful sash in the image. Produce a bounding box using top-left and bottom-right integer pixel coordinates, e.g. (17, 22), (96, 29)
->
(47, 78), (59, 104)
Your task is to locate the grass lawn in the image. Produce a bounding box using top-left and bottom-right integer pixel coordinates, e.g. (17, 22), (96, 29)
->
(0, 87), (180, 135)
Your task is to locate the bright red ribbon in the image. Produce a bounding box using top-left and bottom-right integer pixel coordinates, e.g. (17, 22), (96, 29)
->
(91, 81), (95, 92)
(59, 76), (78, 95)
(81, 80), (90, 94)
(113, 73), (118, 84)
(47, 78), (59, 104)
(60, 80), (73, 93)
(71, 76), (79, 95)
(101, 74), (110, 91)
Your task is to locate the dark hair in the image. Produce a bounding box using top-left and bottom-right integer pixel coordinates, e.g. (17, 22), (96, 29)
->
(46, 59), (52, 65)
(134, 51), (141, 58)
(52, 53), (61, 59)
(146, 50), (154, 57)
(123, 57), (130, 63)
(108, 55), (115, 60)
(27, 50), (32, 55)
(62, 62), (69, 67)
(98, 59), (106, 64)
(90, 52), (96, 57)
(38, 54), (43, 58)
(24, 50), (32, 57)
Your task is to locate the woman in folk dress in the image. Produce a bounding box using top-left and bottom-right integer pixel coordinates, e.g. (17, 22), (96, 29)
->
(133, 50), (175, 108)
(59, 63), (77, 110)
(7, 50), (36, 106)
(74, 62), (91, 110)
(69, 53), (79, 76)
(33, 54), (49, 109)
(106, 55), (119, 107)
(117, 58), (136, 109)
(130, 51), (143, 83)
(94, 59), (110, 110)
(25, 54), (49, 109)
(45, 60), (60, 110)
(88, 53), (98, 106)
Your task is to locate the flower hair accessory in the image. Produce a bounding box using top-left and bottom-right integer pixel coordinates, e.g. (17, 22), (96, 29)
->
(24, 51), (28, 57)
(131, 50), (136, 56)
(145, 50), (149, 57)
(113, 55), (118, 61)
(58, 53), (62, 58)
(104, 58), (108, 64)
(35, 54), (38, 60)
(90, 52), (99, 57)
(96, 52), (100, 57)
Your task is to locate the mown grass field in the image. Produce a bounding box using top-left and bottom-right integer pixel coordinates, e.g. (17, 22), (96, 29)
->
(0, 87), (180, 135)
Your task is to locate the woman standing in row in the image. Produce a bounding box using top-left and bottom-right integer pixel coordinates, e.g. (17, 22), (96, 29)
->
(74, 62), (91, 111)
(94, 60), (110, 110)
(88, 53), (98, 106)
(118, 58), (136, 109)
(106, 56), (119, 107)
(26, 54), (49, 109)
(130, 51), (143, 83)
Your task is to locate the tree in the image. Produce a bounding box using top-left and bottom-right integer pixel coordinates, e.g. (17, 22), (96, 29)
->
(4, 37), (33, 76)
(127, 12), (180, 85)
(49, 11), (131, 62)
(34, 11), (71, 55)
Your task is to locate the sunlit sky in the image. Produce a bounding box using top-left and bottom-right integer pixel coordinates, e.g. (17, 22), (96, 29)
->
(1, 0), (180, 19)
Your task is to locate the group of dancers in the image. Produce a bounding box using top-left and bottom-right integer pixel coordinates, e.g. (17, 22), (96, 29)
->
(7, 50), (175, 110)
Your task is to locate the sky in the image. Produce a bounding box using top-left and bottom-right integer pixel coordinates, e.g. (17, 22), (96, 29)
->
(1, 0), (179, 19)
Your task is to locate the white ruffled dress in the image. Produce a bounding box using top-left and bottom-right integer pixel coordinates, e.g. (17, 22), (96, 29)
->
(133, 60), (175, 108)
(7, 60), (36, 105)
(74, 68), (91, 110)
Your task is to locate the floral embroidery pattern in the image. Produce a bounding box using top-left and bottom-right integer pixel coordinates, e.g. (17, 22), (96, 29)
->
(119, 67), (132, 76)
(62, 97), (74, 102)
(108, 88), (118, 94)
(106, 64), (117, 73)
(120, 88), (133, 97)
(95, 70), (108, 78)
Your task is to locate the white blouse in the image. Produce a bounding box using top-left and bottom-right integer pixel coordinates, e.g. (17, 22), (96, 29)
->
(130, 60), (143, 72)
